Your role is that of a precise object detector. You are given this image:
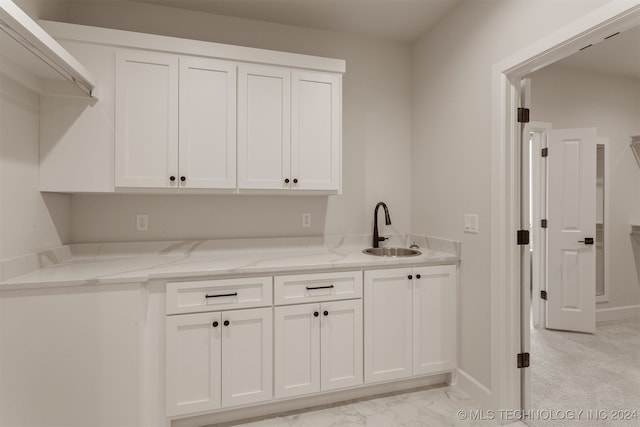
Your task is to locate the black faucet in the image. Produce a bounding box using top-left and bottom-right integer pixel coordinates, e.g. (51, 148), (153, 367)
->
(372, 202), (392, 248)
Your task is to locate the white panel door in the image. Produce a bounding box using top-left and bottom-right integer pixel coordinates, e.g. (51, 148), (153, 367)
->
(274, 304), (320, 398)
(364, 268), (413, 383)
(320, 299), (363, 391)
(179, 57), (236, 189)
(547, 128), (597, 333)
(238, 64), (291, 189)
(165, 312), (221, 416)
(221, 308), (273, 407)
(412, 265), (457, 375)
(291, 71), (341, 191)
(115, 50), (178, 188)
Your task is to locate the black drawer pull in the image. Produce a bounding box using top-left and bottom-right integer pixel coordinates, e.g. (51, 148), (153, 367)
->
(305, 284), (335, 290)
(205, 292), (238, 298)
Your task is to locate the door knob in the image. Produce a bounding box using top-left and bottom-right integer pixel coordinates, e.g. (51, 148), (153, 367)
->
(578, 237), (594, 245)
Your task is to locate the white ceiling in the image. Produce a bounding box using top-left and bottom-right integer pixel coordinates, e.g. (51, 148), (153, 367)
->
(135, 0), (461, 44)
(64, 0), (637, 79)
(553, 25), (640, 81)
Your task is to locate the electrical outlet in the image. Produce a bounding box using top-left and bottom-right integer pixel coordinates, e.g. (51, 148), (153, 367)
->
(136, 214), (149, 232)
(302, 213), (311, 228)
(464, 214), (479, 234)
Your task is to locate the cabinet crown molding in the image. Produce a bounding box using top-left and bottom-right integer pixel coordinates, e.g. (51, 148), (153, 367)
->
(39, 20), (346, 74)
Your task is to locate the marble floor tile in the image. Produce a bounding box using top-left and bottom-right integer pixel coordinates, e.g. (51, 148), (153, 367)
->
(228, 386), (528, 427)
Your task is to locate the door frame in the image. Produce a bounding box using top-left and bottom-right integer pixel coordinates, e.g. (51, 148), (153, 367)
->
(529, 122), (551, 329)
(596, 139), (611, 304)
(490, 0), (640, 413)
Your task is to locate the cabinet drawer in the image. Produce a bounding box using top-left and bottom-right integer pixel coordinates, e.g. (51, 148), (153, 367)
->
(167, 277), (272, 314)
(274, 271), (362, 305)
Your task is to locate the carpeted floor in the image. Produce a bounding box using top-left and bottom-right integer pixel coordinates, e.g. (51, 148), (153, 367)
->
(528, 317), (640, 426)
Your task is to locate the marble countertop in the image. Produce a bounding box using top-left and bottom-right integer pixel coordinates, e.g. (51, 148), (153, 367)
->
(0, 235), (460, 290)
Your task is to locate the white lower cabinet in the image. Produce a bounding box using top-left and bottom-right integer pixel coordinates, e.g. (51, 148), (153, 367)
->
(164, 265), (455, 421)
(165, 307), (272, 417)
(364, 265), (456, 384)
(274, 299), (363, 398)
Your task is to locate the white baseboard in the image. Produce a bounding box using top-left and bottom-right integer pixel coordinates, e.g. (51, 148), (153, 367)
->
(172, 374), (450, 427)
(596, 305), (640, 323)
(456, 368), (492, 409)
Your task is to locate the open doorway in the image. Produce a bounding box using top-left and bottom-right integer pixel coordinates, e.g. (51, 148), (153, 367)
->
(489, 0), (640, 418)
(523, 21), (640, 424)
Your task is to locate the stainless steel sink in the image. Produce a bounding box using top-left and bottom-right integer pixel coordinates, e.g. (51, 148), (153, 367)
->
(362, 247), (422, 257)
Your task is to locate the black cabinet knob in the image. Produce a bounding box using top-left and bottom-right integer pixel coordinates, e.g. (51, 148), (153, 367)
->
(169, 176), (176, 182)
(293, 178), (298, 184)
(323, 310), (328, 316)
(284, 178), (290, 184)
(212, 321), (219, 328)
(223, 320), (230, 326)
(180, 176), (186, 182)
(416, 274), (421, 279)
(314, 311), (319, 317)
(408, 275), (413, 280)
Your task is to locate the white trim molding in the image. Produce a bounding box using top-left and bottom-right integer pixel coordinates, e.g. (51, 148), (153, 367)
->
(456, 369), (492, 410)
(596, 305), (640, 323)
(491, 0), (640, 413)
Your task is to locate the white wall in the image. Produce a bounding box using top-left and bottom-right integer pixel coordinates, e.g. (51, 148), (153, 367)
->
(0, 74), (71, 259)
(59, 1), (413, 242)
(530, 65), (640, 311)
(411, 0), (608, 392)
(11, 0), (69, 21)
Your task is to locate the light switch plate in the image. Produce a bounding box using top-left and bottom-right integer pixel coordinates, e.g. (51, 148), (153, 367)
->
(464, 214), (479, 234)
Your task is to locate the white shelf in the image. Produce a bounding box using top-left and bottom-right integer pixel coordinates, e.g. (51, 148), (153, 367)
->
(0, 0), (96, 97)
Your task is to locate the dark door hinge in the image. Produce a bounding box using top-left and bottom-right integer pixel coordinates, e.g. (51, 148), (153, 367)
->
(517, 352), (530, 368)
(517, 107), (530, 123)
(541, 147), (548, 157)
(541, 219), (547, 228)
(517, 230), (529, 245)
(541, 290), (548, 300)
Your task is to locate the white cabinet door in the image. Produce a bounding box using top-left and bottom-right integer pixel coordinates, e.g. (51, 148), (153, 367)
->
(166, 312), (222, 417)
(412, 265), (457, 376)
(238, 64), (291, 189)
(291, 71), (341, 191)
(179, 57), (236, 189)
(221, 308), (273, 407)
(115, 50), (178, 188)
(364, 268), (413, 383)
(321, 299), (363, 391)
(274, 304), (320, 398)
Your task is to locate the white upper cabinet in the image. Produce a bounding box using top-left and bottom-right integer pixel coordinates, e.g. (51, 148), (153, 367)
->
(179, 57), (237, 189)
(38, 21), (344, 194)
(291, 71), (341, 191)
(238, 64), (291, 190)
(115, 52), (236, 189)
(115, 50), (179, 188)
(238, 66), (342, 192)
